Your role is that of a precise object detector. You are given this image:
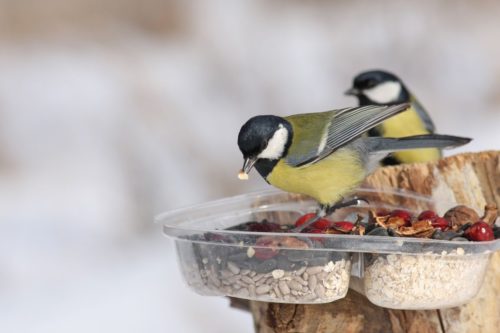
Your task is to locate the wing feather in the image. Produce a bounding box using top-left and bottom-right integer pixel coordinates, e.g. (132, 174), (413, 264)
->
(285, 104), (410, 167)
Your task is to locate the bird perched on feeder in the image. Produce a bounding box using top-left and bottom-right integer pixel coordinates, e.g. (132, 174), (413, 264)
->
(237, 104), (470, 229)
(345, 70), (440, 165)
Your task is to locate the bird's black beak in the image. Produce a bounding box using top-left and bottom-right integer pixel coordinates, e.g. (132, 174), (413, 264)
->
(238, 157), (257, 180)
(345, 87), (360, 96)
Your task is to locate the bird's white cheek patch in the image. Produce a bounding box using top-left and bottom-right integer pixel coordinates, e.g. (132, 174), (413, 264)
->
(363, 81), (402, 104)
(258, 126), (288, 160)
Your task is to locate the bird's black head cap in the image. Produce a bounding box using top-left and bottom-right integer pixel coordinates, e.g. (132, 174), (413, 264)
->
(237, 115), (292, 159)
(354, 70), (401, 89)
(348, 70), (409, 104)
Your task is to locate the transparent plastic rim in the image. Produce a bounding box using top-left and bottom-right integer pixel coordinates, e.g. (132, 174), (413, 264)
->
(155, 187), (434, 225)
(156, 188), (500, 254)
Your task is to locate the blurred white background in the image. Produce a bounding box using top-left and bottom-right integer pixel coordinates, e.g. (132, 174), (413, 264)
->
(1, 0), (500, 332)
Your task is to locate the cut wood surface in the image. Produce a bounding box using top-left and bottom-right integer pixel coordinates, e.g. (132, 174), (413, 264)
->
(242, 151), (500, 333)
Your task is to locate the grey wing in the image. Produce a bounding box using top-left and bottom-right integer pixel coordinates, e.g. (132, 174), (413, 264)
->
(411, 97), (436, 133)
(289, 104), (410, 167)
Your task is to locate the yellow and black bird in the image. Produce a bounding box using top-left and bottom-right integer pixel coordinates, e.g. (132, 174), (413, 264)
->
(345, 70), (440, 165)
(237, 105), (470, 228)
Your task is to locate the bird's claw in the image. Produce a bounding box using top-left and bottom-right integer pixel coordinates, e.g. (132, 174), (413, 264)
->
(325, 197), (369, 216)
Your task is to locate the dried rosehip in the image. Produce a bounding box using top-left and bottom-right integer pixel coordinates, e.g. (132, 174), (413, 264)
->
(294, 213), (330, 229)
(390, 209), (412, 226)
(464, 221), (495, 241)
(418, 210), (438, 221)
(294, 213), (316, 226)
(331, 221), (355, 233)
(310, 219), (331, 230)
(431, 217), (450, 231)
(254, 237), (279, 259)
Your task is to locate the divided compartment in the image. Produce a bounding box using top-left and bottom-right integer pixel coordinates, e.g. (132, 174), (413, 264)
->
(159, 191), (351, 304)
(157, 189), (500, 308)
(361, 251), (491, 309)
(176, 238), (351, 304)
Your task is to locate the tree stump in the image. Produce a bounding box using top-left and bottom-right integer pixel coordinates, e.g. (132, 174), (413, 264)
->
(244, 151), (500, 333)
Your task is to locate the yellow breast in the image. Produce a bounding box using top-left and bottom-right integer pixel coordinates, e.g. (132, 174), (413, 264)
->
(266, 149), (366, 205)
(378, 107), (441, 163)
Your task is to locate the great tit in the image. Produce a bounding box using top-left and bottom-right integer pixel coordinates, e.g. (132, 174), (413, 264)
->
(346, 70), (439, 165)
(237, 104), (470, 221)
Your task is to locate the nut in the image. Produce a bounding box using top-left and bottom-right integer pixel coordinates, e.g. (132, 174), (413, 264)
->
(394, 220), (435, 238)
(387, 216), (408, 228)
(369, 210), (390, 227)
(444, 205), (480, 229)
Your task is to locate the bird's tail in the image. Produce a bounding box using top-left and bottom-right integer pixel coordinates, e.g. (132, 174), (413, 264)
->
(366, 134), (471, 153)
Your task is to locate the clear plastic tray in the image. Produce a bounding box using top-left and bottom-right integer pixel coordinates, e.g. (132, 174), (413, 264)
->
(157, 189), (499, 308)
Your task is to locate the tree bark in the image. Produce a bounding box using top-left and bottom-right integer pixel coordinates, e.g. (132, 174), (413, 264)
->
(244, 151), (500, 333)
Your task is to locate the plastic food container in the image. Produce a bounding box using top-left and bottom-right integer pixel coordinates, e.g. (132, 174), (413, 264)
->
(157, 189), (500, 308)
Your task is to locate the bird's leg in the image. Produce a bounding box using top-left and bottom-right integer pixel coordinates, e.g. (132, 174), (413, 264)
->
(291, 204), (328, 233)
(324, 197), (369, 216)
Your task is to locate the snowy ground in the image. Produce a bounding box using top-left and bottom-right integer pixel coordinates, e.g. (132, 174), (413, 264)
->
(1, 1), (500, 332)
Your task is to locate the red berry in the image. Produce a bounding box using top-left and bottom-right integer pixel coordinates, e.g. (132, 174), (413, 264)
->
(294, 213), (331, 230)
(431, 217), (450, 231)
(311, 219), (331, 230)
(254, 237), (279, 259)
(295, 213), (316, 226)
(331, 221), (355, 233)
(418, 210), (438, 221)
(294, 213), (316, 227)
(464, 221), (495, 241)
(390, 209), (412, 226)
